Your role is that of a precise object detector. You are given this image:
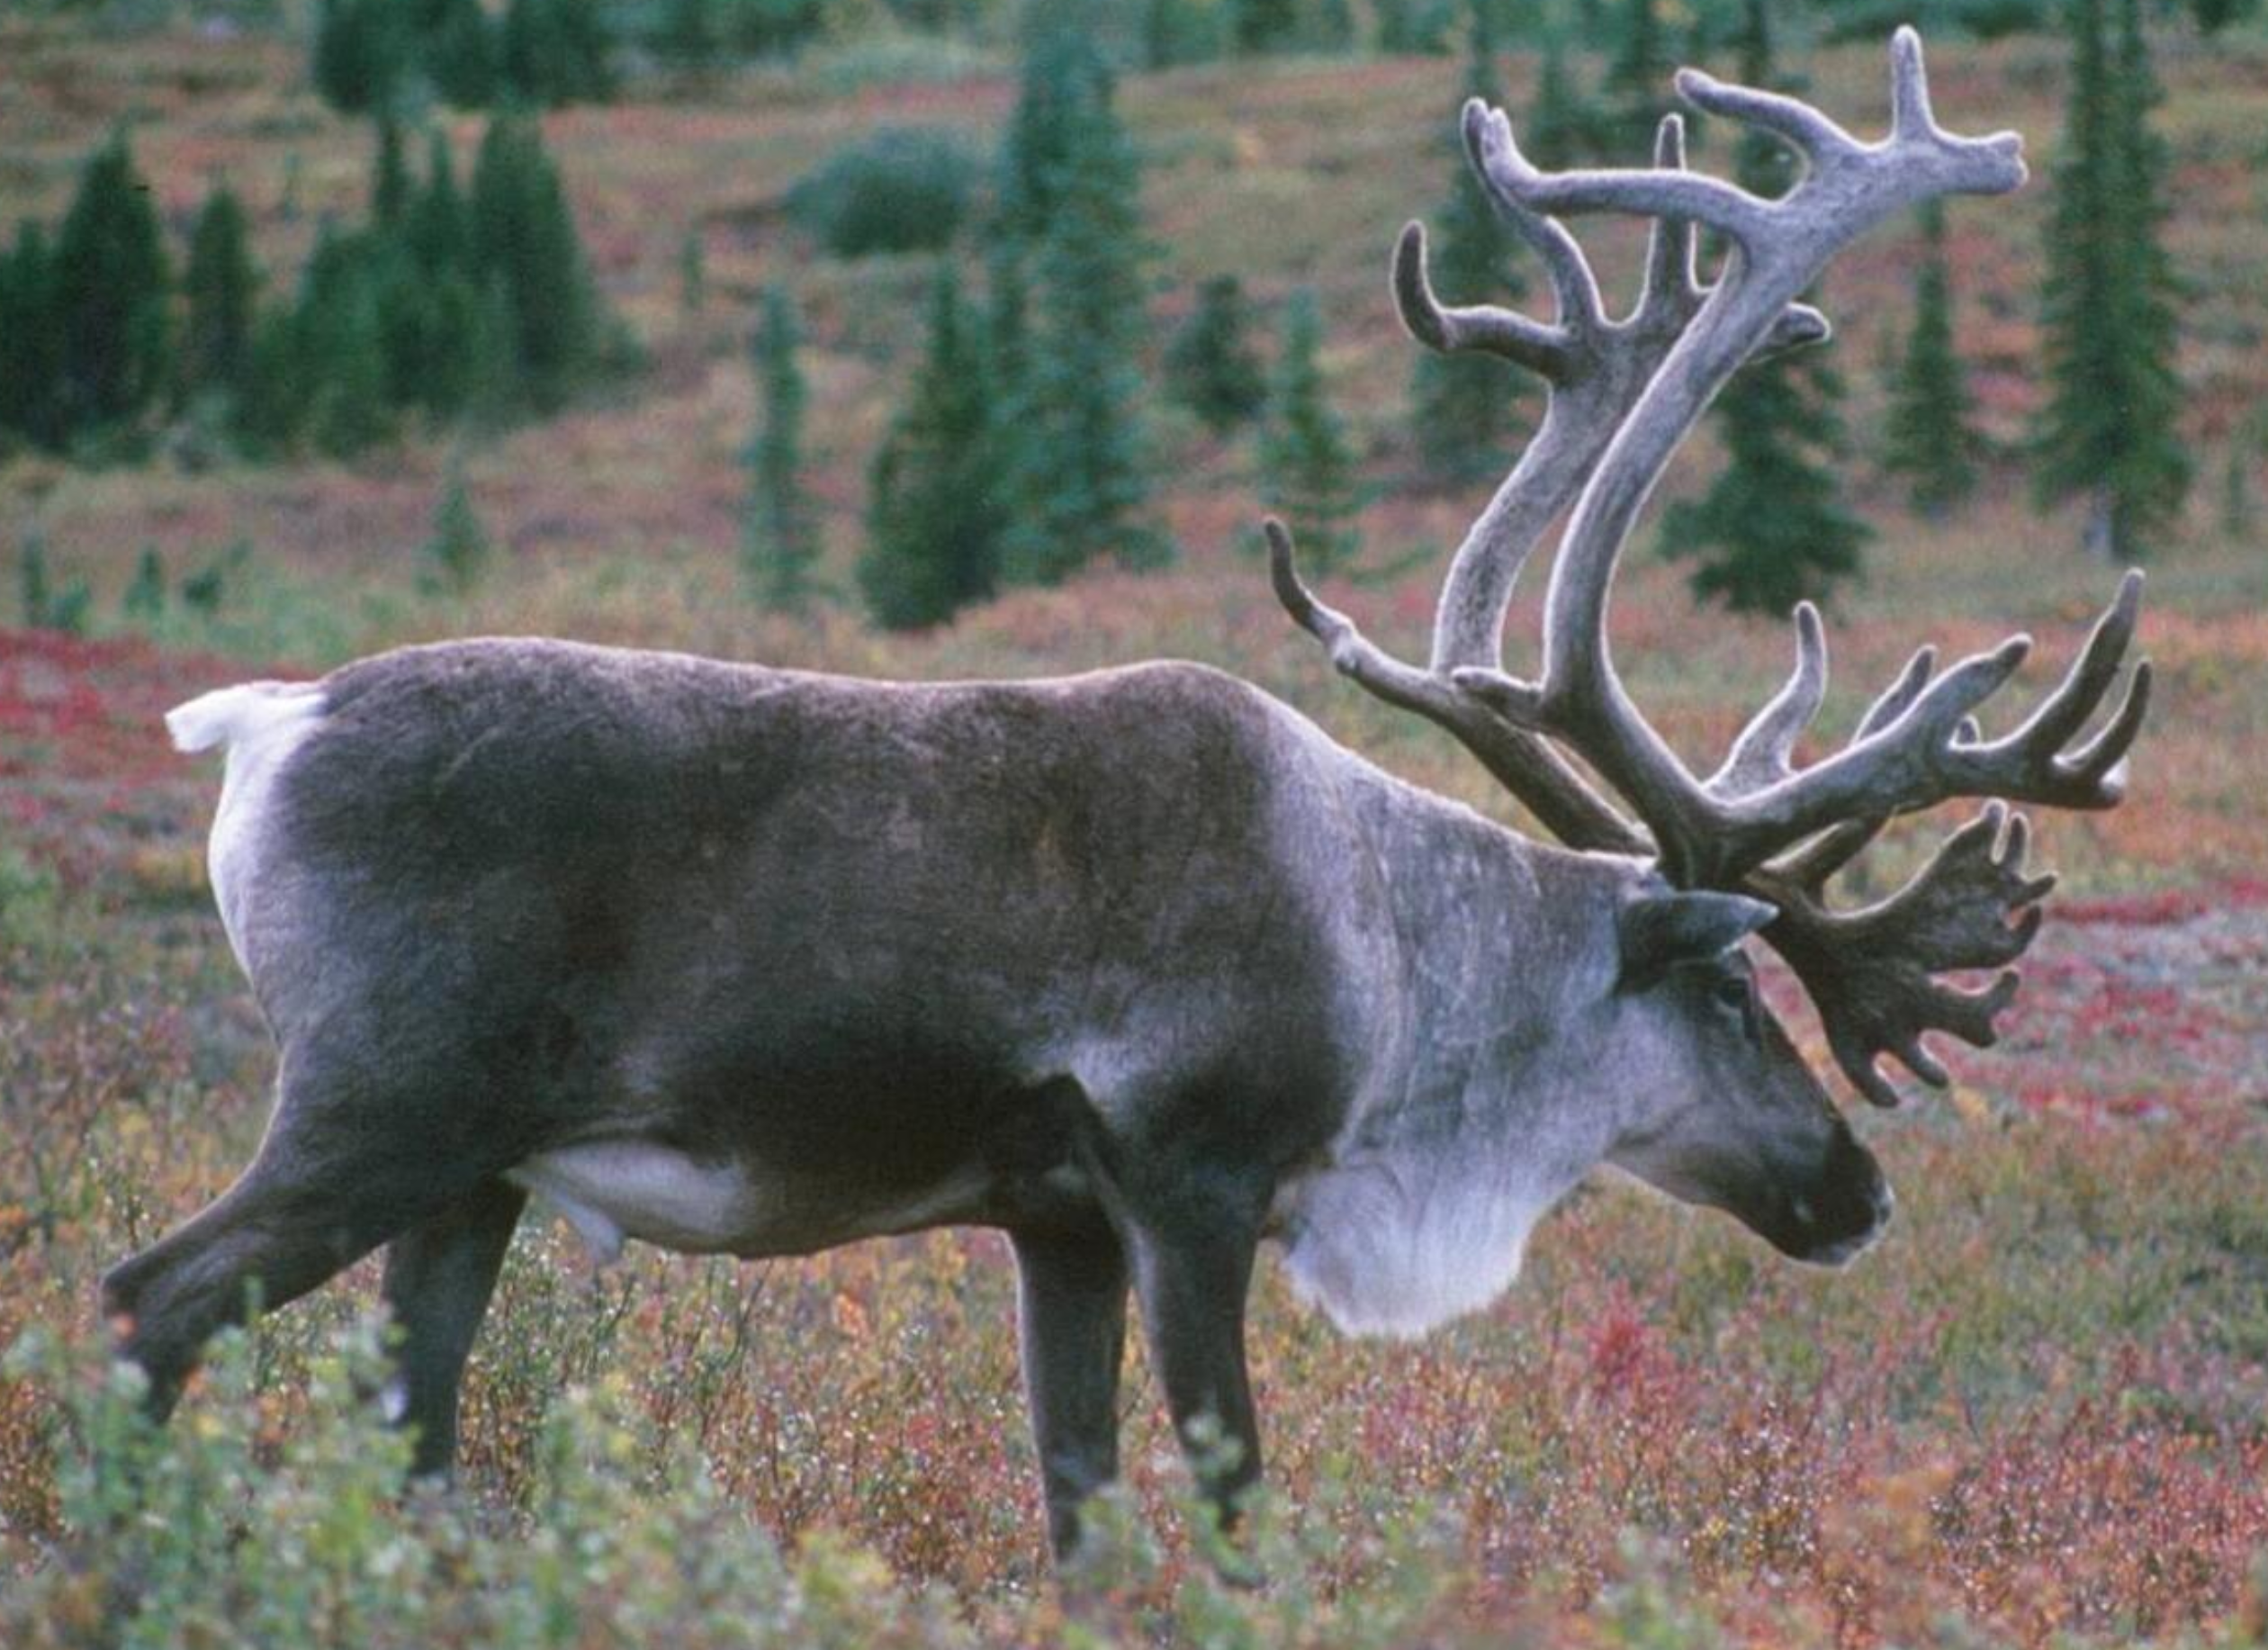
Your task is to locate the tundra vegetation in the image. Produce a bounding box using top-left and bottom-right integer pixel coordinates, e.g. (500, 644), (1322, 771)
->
(2, 5), (2267, 1645)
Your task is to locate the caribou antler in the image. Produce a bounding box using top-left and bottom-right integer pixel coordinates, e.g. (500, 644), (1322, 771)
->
(1755, 806), (2057, 1107)
(1273, 29), (2151, 1105)
(1270, 112), (1821, 856)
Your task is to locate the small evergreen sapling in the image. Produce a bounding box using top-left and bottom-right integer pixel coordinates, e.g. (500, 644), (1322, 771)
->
(18, 532), (91, 635)
(2031, 0), (2187, 561)
(53, 131), (172, 438)
(743, 285), (822, 613)
(1261, 288), (1363, 574)
(860, 262), (1008, 631)
(122, 545), (167, 622)
(1883, 200), (1979, 518)
(1166, 275), (1269, 436)
(179, 186), (260, 412)
(1411, 2), (1527, 487)
(422, 457), (494, 596)
(998, 43), (1170, 583)
(1659, 0), (1868, 614)
(0, 223), (64, 449)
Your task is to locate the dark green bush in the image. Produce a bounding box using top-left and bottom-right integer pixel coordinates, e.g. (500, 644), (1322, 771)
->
(787, 128), (982, 259)
(1820, 0), (2050, 42)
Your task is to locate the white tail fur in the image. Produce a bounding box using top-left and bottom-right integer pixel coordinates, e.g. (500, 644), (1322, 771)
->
(166, 681), (323, 755)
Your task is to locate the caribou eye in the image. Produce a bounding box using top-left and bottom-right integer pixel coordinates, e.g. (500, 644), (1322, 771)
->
(1712, 975), (1759, 1037)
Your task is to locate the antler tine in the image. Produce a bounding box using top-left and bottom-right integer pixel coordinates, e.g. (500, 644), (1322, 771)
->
(1708, 602), (1828, 798)
(1469, 104), (1774, 253)
(1888, 24), (1942, 141)
(1461, 100), (1606, 335)
(1954, 570), (2147, 799)
(1392, 222), (1571, 376)
(1630, 115), (1712, 343)
(1671, 67), (1859, 171)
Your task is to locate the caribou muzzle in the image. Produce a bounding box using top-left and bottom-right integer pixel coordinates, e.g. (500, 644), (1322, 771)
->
(1758, 1125), (1892, 1267)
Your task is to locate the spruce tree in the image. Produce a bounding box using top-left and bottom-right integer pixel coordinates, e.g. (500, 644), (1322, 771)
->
(1231, 0), (1300, 53)
(1261, 288), (1362, 573)
(1411, 3), (1527, 486)
(422, 455), (494, 594)
(373, 239), (440, 414)
(469, 114), (601, 412)
(179, 186), (260, 410)
(427, 0), (499, 105)
(996, 13), (1112, 245)
(19, 532), (90, 635)
(406, 130), (470, 274)
(1604, 0), (1670, 157)
(2032, 0), (2187, 561)
(237, 303), (315, 452)
(1166, 275), (1269, 435)
(2189, 0), (2255, 36)
(297, 227), (395, 456)
(999, 60), (1168, 584)
(466, 275), (523, 429)
(743, 284), (822, 612)
(1884, 201), (1979, 518)
(680, 227), (706, 315)
(52, 132), (172, 438)
(0, 223), (64, 449)
(981, 238), (1037, 521)
(1142, 0), (1225, 67)
(1527, 26), (1596, 171)
(1659, 0), (1868, 613)
(374, 117), (412, 228)
(122, 545), (167, 623)
(860, 261), (1008, 630)
(312, 0), (410, 114)
(662, 0), (721, 65)
(1375, 0), (1456, 53)
(500, 0), (615, 107)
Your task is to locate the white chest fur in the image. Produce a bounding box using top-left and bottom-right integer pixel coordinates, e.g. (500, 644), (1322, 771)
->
(1270, 1135), (1557, 1339)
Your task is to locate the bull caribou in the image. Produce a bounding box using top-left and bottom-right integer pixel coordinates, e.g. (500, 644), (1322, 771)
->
(111, 31), (2146, 1557)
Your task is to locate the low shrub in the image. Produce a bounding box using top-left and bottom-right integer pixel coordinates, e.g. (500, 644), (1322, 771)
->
(788, 129), (982, 259)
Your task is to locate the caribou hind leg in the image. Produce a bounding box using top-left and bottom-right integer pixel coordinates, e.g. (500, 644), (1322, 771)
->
(100, 1047), (523, 1438)
(1010, 1219), (1130, 1559)
(380, 1177), (528, 1478)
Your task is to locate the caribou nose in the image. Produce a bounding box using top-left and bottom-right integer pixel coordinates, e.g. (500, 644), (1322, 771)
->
(1789, 1129), (1892, 1266)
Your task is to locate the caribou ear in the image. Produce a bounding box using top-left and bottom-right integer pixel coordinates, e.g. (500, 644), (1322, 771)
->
(1618, 890), (1777, 991)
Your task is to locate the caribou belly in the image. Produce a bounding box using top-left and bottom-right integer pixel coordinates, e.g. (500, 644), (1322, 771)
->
(506, 1142), (982, 1265)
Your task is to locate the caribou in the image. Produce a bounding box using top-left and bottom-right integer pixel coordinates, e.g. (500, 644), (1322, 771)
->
(112, 31), (2146, 1558)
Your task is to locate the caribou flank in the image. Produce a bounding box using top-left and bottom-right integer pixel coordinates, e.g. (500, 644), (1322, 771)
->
(111, 32), (2145, 1558)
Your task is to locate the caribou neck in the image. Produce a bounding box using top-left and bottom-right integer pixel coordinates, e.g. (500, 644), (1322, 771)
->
(1268, 773), (1634, 1339)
